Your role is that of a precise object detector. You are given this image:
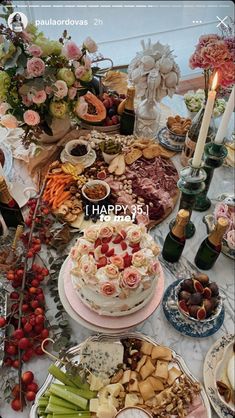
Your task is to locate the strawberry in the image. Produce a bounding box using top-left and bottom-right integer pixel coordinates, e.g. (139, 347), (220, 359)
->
(95, 238), (102, 248)
(106, 248), (115, 257)
(113, 234), (123, 244)
(88, 252), (94, 257)
(129, 242), (140, 248)
(123, 253), (132, 268)
(97, 256), (107, 269)
(120, 241), (127, 251)
(132, 247), (140, 254)
(101, 244), (109, 254)
(120, 230), (127, 239)
(102, 236), (112, 244)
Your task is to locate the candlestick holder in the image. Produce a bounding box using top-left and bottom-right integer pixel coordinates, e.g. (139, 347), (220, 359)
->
(194, 142), (228, 212)
(170, 159), (207, 238)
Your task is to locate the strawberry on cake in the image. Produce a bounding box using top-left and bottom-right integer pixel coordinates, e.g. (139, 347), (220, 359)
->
(70, 222), (160, 316)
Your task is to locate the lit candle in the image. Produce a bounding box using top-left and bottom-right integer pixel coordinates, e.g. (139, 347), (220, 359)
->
(192, 72), (218, 168)
(214, 85), (235, 144)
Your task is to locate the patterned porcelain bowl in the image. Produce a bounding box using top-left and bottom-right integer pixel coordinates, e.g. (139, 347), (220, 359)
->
(176, 279), (223, 324)
(166, 125), (186, 143)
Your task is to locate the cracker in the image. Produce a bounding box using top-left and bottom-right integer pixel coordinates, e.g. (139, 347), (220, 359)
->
(143, 145), (161, 159)
(125, 148), (142, 164)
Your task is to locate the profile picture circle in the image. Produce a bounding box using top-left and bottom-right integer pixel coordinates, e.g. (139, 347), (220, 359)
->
(8, 12), (28, 33)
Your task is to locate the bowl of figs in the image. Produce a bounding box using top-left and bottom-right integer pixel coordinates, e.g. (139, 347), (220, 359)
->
(176, 273), (222, 323)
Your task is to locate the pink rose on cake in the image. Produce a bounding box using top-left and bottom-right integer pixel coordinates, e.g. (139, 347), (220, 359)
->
(126, 226), (142, 244)
(110, 255), (124, 270)
(132, 250), (147, 267)
(226, 230), (235, 250)
(99, 225), (113, 239)
(84, 226), (99, 242)
(76, 239), (93, 255)
(121, 267), (141, 289)
(148, 260), (160, 275)
(70, 247), (80, 260)
(104, 264), (120, 280)
(79, 255), (97, 277)
(100, 282), (116, 296)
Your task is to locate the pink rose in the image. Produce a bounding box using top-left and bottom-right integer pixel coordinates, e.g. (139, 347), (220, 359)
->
(100, 282), (116, 296)
(99, 225), (113, 239)
(75, 99), (88, 117)
(68, 87), (77, 100)
(121, 267), (141, 289)
(149, 260), (160, 275)
(23, 110), (40, 126)
(127, 226), (142, 244)
(70, 247), (80, 260)
(22, 95), (33, 107)
(226, 230), (235, 250)
(132, 250), (147, 268)
(0, 114), (18, 129)
(219, 61), (235, 88)
(0, 102), (10, 115)
(75, 65), (86, 80)
(76, 239), (93, 255)
(83, 37), (98, 53)
(136, 213), (149, 226)
(104, 264), (120, 279)
(27, 57), (45, 77)
(110, 255), (124, 270)
(28, 44), (43, 57)
(214, 203), (230, 224)
(80, 256), (97, 276)
(62, 41), (82, 60)
(32, 90), (47, 104)
(83, 55), (91, 70)
(54, 80), (68, 99)
(84, 226), (99, 242)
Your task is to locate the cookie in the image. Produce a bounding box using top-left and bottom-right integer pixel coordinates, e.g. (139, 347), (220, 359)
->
(143, 145), (161, 159)
(125, 148), (142, 164)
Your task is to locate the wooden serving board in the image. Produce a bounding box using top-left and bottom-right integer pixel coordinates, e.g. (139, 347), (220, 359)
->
(147, 190), (180, 231)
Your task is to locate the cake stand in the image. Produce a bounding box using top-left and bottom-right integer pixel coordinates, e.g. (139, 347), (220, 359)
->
(58, 257), (165, 333)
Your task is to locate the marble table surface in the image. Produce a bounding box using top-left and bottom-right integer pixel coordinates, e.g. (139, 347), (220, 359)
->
(0, 96), (234, 418)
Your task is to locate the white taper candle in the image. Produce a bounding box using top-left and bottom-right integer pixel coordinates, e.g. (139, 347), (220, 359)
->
(214, 85), (235, 144)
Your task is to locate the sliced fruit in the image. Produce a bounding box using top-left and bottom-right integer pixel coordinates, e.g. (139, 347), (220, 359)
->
(106, 248), (115, 257)
(102, 236), (112, 244)
(188, 305), (201, 318)
(120, 241), (127, 251)
(95, 238), (102, 248)
(196, 306), (206, 320)
(193, 280), (204, 293)
(80, 91), (106, 124)
(203, 287), (212, 299)
(178, 300), (189, 314)
(120, 230), (127, 239)
(101, 244), (109, 254)
(123, 253), (132, 268)
(97, 256), (107, 269)
(113, 234), (123, 244)
(97, 170), (107, 180)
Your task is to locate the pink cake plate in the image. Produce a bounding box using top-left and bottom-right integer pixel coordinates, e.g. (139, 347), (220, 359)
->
(61, 257), (164, 332)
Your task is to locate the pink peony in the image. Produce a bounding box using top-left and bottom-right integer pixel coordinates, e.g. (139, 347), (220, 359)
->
(62, 41), (82, 60)
(22, 95), (33, 107)
(68, 87), (77, 100)
(83, 37), (97, 53)
(28, 44), (43, 57)
(100, 282), (116, 296)
(32, 90), (47, 104)
(189, 52), (205, 70)
(75, 99), (88, 117)
(75, 65), (86, 80)
(121, 267), (141, 289)
(110, 255), (124, 270)
(226, 230), (235, 250)
(27, 57), (45, 77)
(214, 203), (229, 220)
(54, 80), (68, 99)
(83, 55), (91, 70)
(0, 102), (10, 115)
(219, 61), (235, 87)
(23, 110), (40, 126)
(0, 114), (18, 128)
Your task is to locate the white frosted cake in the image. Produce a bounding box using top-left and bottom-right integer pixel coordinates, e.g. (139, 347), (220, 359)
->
(70, 222), (160, 316)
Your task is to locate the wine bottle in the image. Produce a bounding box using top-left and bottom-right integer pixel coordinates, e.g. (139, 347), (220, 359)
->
(194, 217), (229, 270)
(0, 176), (24, 229)
(162, 209), (190, 263)
(134, 70), (161, 139)
(120, 86), (135, 135)
(181, 104), (216, 167)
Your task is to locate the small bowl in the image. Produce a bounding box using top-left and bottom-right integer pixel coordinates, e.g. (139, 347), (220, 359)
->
(102, 151), (119, 164)
(166, 125), (187, 143)
(215, 340), (235, 413)
(65, 139), (91, 163)
(115, 407), (152, 417)
(176, 279), (223, 323)
(82, 180), (110, 203)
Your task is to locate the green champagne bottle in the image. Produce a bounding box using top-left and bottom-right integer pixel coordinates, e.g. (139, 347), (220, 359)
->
(162, 209), (190, 263)
(120, 86), (135, 135)
(0, 176), (24, 229)
(194, 217), (229, 270)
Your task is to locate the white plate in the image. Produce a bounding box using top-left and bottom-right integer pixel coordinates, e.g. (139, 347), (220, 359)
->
(30, 332), (211, 418)
(203, 333), (234, 418)
(60, 148), (96, 168)
(215, 340), (235, 413)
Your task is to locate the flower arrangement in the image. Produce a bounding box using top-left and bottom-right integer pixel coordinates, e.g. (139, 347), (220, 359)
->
(0, 17), (99, 145)
(214, 202), (235, 250)
(189, 33), (235, 96)
(184, 89), (226, 117)
(128, 39), (180, 101)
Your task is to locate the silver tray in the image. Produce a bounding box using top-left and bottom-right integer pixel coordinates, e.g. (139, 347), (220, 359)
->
(30, 332), (212, 418)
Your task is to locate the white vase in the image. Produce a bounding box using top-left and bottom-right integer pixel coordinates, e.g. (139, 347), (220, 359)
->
(39, 116), (71, 144)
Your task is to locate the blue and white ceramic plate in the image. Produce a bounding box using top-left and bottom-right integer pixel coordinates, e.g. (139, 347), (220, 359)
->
(162, 280), (225, 338)
(158, 127), (185, 152)
(203, 334), (234, 418)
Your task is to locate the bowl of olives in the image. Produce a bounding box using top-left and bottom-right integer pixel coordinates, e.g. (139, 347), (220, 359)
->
(99, 139), (122, 163)
(176, 274), (222, 322)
